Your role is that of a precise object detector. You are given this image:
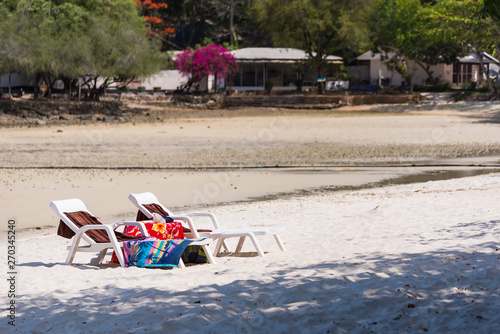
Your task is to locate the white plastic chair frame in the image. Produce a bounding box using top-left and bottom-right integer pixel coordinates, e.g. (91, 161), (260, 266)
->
(50, 198), (216, 267)
(50, 198), (150, 267)
(128, 192), (286, 257)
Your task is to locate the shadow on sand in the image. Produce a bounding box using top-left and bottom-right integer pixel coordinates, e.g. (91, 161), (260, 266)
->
(15, 239), (499, 333)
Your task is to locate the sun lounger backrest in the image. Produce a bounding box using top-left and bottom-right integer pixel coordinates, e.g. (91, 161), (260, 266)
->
(62, 211), (110, 242)
(137, 203), (170, 220)
(128, 192), (213, 234)
(51, 198), (140, 244)
(129, 192), (174, 220)
(63, 211), (142, 243)
(51, 199), (95, 244)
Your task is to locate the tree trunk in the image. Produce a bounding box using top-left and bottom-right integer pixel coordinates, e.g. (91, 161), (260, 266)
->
(415, 60), (434, 84)
(317, 64), (325, 95)
(34, 73), (41, 99)
(43, 73), (52, 99)
(407, 75), (414, 94)
(8, 72), (12, 101)
(229, 0), (235, 46)
(476, 52), (498, 96)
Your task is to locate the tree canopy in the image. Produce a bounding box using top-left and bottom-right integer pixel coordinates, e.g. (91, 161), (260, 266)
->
(252, 0), (372, 94)
(367, 0), (500, 93)
(433, 0), (500, 94)
(0, 0), (163, 98)
(2, 0), (500, 98)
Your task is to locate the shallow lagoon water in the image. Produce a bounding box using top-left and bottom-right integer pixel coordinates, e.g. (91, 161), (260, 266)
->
(3, 156), (500, 231)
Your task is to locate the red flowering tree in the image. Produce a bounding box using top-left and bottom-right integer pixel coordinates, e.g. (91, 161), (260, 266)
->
(136, 0), (175, 37)
(174, 44), (238, 92)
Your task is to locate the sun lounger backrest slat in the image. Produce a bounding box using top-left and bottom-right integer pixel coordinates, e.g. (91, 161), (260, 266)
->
(137, 203), (170, 221)
(64, 211), (111, 243)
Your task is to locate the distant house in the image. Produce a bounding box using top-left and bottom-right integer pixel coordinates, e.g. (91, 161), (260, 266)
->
(351, 51), (499, 87)
(230, 47), (343, 91)
(1, 47), (344, 92)
(0, 72), (34, 89)
(145, 47), (343, 92)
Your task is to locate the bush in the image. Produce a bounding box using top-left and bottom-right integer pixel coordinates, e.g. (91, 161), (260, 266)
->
(294, 79), (303, 92)
(265, 80), (274, 94)
(452, 91), (473, 102)
(431, 81), (452, 92)
(413, 81), (452, 92)
(174, 44), (238, 92)
(462, 80), (476, 91)
(138, 86), (146, 92)
(478, 83), (490, 93)
(153, 87), (162, 93)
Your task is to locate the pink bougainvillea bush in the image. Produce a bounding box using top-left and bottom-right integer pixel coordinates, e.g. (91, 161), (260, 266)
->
(174, 44), (238, 89)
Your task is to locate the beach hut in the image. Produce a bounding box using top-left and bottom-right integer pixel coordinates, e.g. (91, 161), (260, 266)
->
(351, 50), (499, 88)
(230, 47), (343, 91)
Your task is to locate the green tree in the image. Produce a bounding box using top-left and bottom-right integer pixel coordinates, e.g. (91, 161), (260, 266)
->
(0, 0), (163, 99)
(434, 0), (499, 95)
(0, 4), (26, 99)
(252, 0), (371, 94)
(370, 0), (444, 92)
(83, 2), (163, 97)
(484, 0), (500, 21)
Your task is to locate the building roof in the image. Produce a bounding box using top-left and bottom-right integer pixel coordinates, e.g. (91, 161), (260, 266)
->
(458, 52), (499, 64)
(356, 50), (499, 64)
(356, 51), (386, 61)
(231, 47), (342, 63)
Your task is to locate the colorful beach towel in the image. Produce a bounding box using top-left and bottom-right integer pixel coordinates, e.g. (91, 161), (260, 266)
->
(123, 220), (208, 264)
(123, 238), (205, 268)
(123, 220), (185, 240)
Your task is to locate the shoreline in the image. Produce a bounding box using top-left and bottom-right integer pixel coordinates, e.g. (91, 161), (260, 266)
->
(3, 165), (500, 232)
(2, 108), (500, 231)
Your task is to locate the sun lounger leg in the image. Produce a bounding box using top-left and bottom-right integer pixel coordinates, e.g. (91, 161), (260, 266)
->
(214, 237), (225, 257)
(203, 245), (217, 264)
(66, 247), (77, 265)
(235, 236), (246, 254)
(273, 234), (286, 252)
(66, 233), (84, 265)
(97, 249), (107, 264)
(247, 233), (265, 257)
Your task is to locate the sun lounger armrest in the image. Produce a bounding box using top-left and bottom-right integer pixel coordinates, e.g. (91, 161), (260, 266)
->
(185, 212), (221, 230)
(112, 221), (149, 237)
(168, 215), (201, 238)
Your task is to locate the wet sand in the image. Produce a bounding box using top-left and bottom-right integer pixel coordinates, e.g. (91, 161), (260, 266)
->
(2, 106), (500, 230)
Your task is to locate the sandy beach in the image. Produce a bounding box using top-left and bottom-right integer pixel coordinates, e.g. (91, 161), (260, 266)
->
(1, 103), (500, 333)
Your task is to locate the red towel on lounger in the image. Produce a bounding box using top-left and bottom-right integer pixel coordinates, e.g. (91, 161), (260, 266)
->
(138, 204), (212, 234)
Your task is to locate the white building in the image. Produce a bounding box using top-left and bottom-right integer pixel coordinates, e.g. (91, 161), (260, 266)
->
(353, 51), (499, 87)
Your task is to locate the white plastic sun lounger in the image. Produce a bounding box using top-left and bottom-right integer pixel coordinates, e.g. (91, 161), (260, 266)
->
(50, 198), (215, 267)
(128, 192), (286, 257)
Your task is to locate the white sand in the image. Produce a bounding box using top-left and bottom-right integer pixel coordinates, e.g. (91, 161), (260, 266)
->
(1, 173), (499, 333)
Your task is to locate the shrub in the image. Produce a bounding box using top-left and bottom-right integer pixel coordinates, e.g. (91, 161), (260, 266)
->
(462, 80), (476, 91)
(413, 81), (452, 92)
(265, 80), (274, 94)
(174, 44), (238, 91)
